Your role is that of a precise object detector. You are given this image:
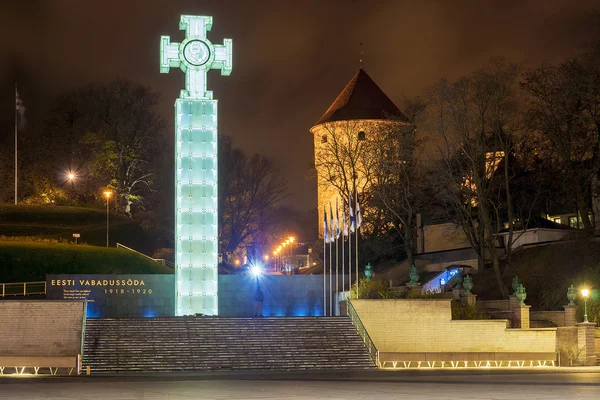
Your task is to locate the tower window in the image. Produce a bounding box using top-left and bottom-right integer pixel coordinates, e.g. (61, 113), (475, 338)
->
(358, 131), (366, 140)
(321, 135), (328, 143)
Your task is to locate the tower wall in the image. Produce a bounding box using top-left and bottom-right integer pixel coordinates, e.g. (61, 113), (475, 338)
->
(311, 119), (406, 236)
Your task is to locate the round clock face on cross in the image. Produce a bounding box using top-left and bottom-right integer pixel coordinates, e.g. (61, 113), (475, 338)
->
(183, 39), (211, 67)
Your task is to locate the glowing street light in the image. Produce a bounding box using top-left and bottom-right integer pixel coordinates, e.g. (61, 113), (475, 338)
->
(103, 190), (112, 247)
(581, 288), (590, 323)
(250, 265), (262, 277)
(66, 171), (77, 206)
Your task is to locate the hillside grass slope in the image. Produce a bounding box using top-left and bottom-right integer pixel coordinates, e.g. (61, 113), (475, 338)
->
(473, 238), (600, 310)
(0, 241), (172, 283)
(0, 204), (157, 254)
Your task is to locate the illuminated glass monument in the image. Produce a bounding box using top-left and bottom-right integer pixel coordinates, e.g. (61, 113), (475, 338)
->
(160, 15), (232, 315)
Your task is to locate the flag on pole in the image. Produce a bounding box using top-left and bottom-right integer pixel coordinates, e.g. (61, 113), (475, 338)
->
(335, 198), (341, 239)
(329, 203), (335, 241)
(323, 208), (329, 243)
(355, 189), (362, 229)
(349, 192), (355, 233)
(15, 91), (25, 119)
(16, 92), (23, 110)
(342, 201), (349, 237)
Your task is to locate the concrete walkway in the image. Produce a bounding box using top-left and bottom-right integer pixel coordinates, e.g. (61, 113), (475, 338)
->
(1, 370), (600, 399)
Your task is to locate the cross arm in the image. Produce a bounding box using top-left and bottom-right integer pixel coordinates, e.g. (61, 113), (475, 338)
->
(160, 36), (182, 73)
(212, 39), (233, 76)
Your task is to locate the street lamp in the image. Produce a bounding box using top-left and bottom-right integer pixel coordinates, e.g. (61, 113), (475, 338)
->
(66, 171), (77, 206)
(581, 288), (590, 323)
(103, 190), (112, 247)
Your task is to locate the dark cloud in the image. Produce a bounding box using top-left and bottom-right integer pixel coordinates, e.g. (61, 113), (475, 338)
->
(0, 0), (598, 210)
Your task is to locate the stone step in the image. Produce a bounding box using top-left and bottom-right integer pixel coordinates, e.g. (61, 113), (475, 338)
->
(83, 316), (375, 372)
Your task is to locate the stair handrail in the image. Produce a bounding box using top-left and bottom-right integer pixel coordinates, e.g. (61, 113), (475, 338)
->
(116, 243), (174, 269)
(347, 299), (379, 367)
(0, 281), (46, 297)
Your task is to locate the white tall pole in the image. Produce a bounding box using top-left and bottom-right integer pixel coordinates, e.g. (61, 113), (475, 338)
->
(323, 231), (326, 317)
(355, 227), (359, 298)
(329, 239), (332, 317)
(335, 234), (339, 316)
(342, 232), (345, 294)
(14, 83), (18, 205)
(348, 230), (352, 299)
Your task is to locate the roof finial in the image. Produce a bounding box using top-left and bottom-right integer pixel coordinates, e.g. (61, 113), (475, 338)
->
(359, 42), (364, 69)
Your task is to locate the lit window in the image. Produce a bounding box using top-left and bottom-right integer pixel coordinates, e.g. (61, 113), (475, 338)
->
(358, 131), (366, 141)
(569, 216), (579, 229)
(553, 218), (561, 224)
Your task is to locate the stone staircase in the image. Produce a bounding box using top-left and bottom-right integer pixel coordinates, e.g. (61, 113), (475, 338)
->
(83, 317), (375, 373)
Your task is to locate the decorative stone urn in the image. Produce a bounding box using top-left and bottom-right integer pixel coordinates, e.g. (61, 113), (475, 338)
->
(516, 283), (527, 306)
(567, 284), (577, 306)
(512, 276), (521, 295)
(463, 275), (473, 295)
(364, 263), (374, 280)
(407, 264), (420, 287)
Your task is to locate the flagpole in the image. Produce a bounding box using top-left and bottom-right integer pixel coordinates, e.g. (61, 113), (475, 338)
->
(329, 238), (332, 317)
(335, 232), (338, 316)
(355, 226), (359, 299)
(342, 228), (345, 294)
(14, 82), (18, 205)
(323, 232), (326, 317)
(355, 189), (360, 299)
(323, 206), (326, 317)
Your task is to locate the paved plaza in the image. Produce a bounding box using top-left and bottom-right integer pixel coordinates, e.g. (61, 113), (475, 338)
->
(1, 370), (599, 399)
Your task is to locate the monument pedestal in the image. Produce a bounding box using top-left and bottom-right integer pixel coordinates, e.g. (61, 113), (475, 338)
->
(576, 322), (597, 366)
(563, 305), (577, 326)
(512, 305), (531, 329)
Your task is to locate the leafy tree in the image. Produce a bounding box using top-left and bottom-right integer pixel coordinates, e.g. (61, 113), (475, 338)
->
(44, 79), (166, 216)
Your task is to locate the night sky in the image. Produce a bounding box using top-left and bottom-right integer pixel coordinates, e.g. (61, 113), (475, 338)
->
(1, 0), (598, 211)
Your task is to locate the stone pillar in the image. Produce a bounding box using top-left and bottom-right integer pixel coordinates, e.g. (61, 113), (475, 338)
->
(465, 294), (477, 307)
(509, 295), (520, 311)
(339, 300), (348, 317)
(513, 305), (531, 329)
(452, 288), (464, 300)
(563, 305), (577, 327)
(576, 322), (597, 366)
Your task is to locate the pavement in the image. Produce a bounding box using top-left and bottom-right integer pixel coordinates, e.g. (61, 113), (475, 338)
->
(1, 369), (600, 399)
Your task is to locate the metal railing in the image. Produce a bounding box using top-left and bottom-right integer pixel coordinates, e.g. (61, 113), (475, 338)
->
(347, 299), (379, 367)
(116, 243), (174, 268)
(0, 281), (46, 297)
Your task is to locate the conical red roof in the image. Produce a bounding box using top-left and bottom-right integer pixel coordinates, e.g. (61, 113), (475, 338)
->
(315, 69), (408, 125)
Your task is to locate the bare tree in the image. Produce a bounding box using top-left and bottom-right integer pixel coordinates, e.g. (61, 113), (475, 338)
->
(428, 58), (523, 298)
(363, 106), (429, 269)
(314, 120), (367, 204)
(523, 53), (600, 233)
(219, 137), (288, 262)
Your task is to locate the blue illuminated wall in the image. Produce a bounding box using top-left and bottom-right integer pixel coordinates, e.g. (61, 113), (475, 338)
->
(46, 274), (175, 318)
(218, 275), (335, 317)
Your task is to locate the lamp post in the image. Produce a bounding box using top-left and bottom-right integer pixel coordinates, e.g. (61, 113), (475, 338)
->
(67, 172), (76, 206)
(581, 288), (590, 323)
(103, 190), (112, 247)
